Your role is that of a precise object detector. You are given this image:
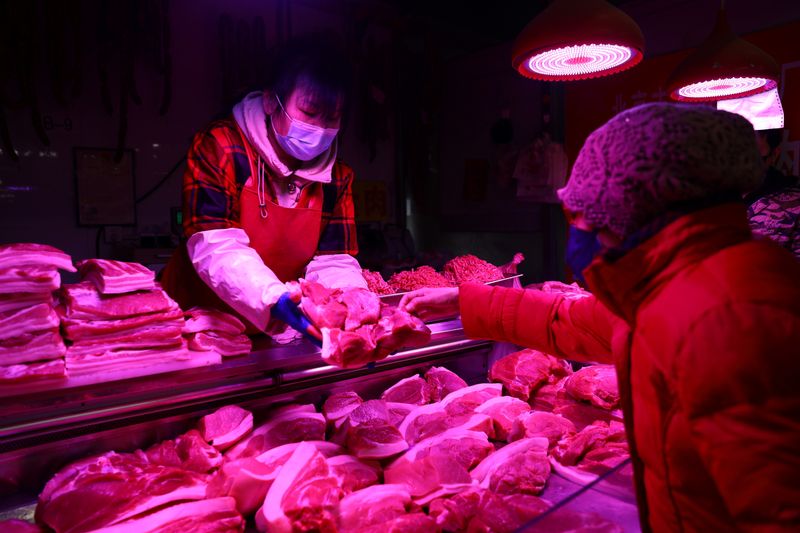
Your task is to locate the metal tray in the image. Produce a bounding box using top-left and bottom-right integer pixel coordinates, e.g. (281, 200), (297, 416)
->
(378, 274), (523, 307)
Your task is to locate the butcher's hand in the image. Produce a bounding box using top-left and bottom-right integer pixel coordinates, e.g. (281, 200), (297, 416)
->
(270, 292), (322, 347)
(399, 287), (460, 321)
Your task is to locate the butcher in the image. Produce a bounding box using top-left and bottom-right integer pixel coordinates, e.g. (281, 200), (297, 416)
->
(400, 104), (800, 532)
(161, 34), (366, 341)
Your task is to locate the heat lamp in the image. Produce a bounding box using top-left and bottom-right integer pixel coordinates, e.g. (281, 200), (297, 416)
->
(512, 0), (645, 81)
(667, 4), (779, 102)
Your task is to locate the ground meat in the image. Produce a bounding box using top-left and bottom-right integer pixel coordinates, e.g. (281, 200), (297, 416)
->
(362, 270), (394, 295)
(443, 255), (504, 284)
(388, 266), (454, 292)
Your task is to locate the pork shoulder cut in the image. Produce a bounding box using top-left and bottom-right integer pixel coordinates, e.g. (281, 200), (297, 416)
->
(564, 364), (620, 410)
(471, 437), (551, 495)
(198, 405), (254, 451)
(381, 375), (430, 405)
(87, 497), (244, 533)
(489, 349), (572, 401)
(225, 405), (326, 461)
(424, 366), (467, 402)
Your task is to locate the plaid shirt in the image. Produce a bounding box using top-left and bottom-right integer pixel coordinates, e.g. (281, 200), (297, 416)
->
(182, 117), (358, 255)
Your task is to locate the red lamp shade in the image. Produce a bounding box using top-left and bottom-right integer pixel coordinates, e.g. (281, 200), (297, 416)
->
(667, 9), (779, 102)
(512, 0), (645, 81)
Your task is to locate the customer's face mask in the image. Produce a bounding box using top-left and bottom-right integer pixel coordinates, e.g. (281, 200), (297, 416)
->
(271, 95), (339, 161)
(566, 226), (603, 285)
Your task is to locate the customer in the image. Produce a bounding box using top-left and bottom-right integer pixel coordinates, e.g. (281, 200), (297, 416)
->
(401, 103), (800, 532)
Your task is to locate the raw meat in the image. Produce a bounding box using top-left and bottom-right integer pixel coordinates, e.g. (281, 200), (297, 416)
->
(552, 394), (624, 431)
(343, 400), (409, 459)
(65, 343), (190, 377)
(371, 513), (439, 533)
(0, 330), (65, 365)
(362, 269), (394, 295)
(471, 437), (551, 495)
(0, 292), (53, 314)
(321, 326), (377, 368)
(428, 487), (550, 533)
(475, 396), (531, 441)
(399, 402), (494, 445)
(564, 364), (620, 409)
(499, 252), (525, 276)
(199, 405), (254, 450)
(385, 429), (493, 497)
(521, 510), (624, 532)
(381, 375), (430, 405)
(187, 331), (252, 356)
(61, 282), (179, 320)
(138, 429), (223, 474)
(388, 266), (453, 292)
(370, 306), (431, 354)
(61, 308), (185, 340)
(327, 455), (381, 495)
(256, 442), (342, 533)
(489, 349), (571, 401)
(425, 366), (468, 402)
(65, 325), (184, 356)
(36, 451), (208, 533)
(336, 484), (412, 532)
(509, 411), (576, 448)
(0, 266), (60, 294)
(440, 382), (503, 415)
(0, 358), (65, 382)
(442, 255), (503, 284)
(385, 402), (415, 427)
(552, 421), (628, 467)
(0, 243), (75, 272)
(0, 303), (60, 341)
(323, 391), (363, 425)
(183, 306), (246, 335)
(225, 406), (326, 460)
(530, 379), (566, 411)
(77, 259), (155, 294)
(0, 520), (44, 533)
(88, 497), (244, 533)
(300, 280), (381, 331)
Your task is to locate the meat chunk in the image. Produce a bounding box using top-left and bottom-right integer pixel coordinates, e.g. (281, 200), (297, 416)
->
(343, 400), (409, 459)
(0, 292), (53, 314)
(509, 411), (576, 448)
(198, 405), (254, 451)
(225, 406), (326, 461)
(0, 303), (60, 341)
(187, 330), (252, 356)
(381, 375), (430, 405)
(138, 429), (223, 474)
(440, 383), (503, 415)
(424, 366), (467, 402)
(398, 402), (494, 445)
(428, 487), (550, 533)
(475, 396), (532, 441)
(552, 421), (628, 467)
(65, 343), (190, 377)
(256, 443), (342, 533)
(322, 391), (363, 425)
(327, 455), (381, 495)
(183, 307), (246, 335)
(0, 330), (66, 365)
(442, 254), (503, 284)
(0, 243), (75, 272)
(471, 437), (551, 495)
(0, 358), (66, 383)
(0, 266), (61, 294)
(336, 484), (412, 532)
(87, 497), (244, 533)
(564, 364), (620, 409)
(300, 280), (380, 331)
(62, 308), (185, 340)
(77, 259), (156, 294)
(370, 306), (431, 354)
(61, 282), (179, 320)
(489, 349), (571, 401)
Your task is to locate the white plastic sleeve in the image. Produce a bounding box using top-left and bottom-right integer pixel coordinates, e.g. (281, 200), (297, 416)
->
(304, 254), (368, 290)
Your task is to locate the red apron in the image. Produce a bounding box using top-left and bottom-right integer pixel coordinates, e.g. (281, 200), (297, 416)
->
(160, 129), (322, 328)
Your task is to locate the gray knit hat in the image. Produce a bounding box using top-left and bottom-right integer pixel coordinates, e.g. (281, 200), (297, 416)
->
(557, 102), (763, 239)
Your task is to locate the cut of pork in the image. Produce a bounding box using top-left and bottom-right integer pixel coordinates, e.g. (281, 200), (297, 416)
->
(381, 375), (430, 405)
(60, 308), (185, 340)
(442, 254), (503, 284)
(327, 455), (381, 495)
(440, 382), (503, 415)
(187, 330), (252, 356)
(564, 364), (620, 409)
(553, 393), (624, 431)
(65, 324), (183, 357)
(61, 282), (179, 320)
(0, 330), (66, 365)
(138, 429), (223, 474)
(398, 402), (494, 444)
(225, 407), (326, 460)
(198, 405), (254, 450)
(428, 486), (550, 533)
(343, 400), (409, 459)
(65, 342), (190, 377)
(552, 421), (628, 467)
(509, 411), (576, 448)
(471, 437), (551, 495)
(299, 280), (380, 331)
(0, 303), (60, 341)
(36, 451), (208, 533)
(385, 402), (415, 427)
(0, 243), (75, 272)
(424, 366), (467, 402)
(475, 396), (531, 441)
(183, 306), (246, 335)
(519, 509), (624, 533)
(336, 484), (412, 532)
(321, 326), (378, 368)
(256, 442), (342, 533)
(87, 497), (244, 533)
(385, 429), (492, 497)
(0, 292), (53, 314)
(0, 266), (60, 294)
(489, 349), (572, 401)
(0, 358), (66, 383)
(370, 306), (431, 354)
(322, 391), (363, 425)
(77, 259), (156, 294)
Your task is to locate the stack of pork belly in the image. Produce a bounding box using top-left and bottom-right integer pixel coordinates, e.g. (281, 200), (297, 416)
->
(61, 259), (189, 376)
(0, 243), (74, 383)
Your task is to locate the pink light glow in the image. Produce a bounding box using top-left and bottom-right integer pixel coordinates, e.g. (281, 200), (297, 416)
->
(677, 77), (773, 99)
(527, 44), (633, 77)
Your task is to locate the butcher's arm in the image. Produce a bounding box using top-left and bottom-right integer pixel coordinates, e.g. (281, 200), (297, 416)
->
(678, 304), (800, 531)
(459, 283), (614, 363)
(304, 254), (367, 289)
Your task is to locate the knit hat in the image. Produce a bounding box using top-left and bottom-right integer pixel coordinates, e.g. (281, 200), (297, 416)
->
(557, 102), (763, 239)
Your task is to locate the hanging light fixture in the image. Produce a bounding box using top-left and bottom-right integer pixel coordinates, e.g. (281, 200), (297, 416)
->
(667, 3), (779, 102)
(511, 0), (645, 81)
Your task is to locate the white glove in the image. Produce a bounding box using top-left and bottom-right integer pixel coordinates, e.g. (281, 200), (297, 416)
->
(304, 254), (368, 290)
(187, 228), (287, 331)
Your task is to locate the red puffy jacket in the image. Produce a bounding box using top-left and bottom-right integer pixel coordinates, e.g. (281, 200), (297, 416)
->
(460, 204), (800, 532)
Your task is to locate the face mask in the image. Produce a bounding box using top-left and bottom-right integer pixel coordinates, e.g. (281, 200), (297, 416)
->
(566, 226), (603, 285)
(271, 96), (338, 161)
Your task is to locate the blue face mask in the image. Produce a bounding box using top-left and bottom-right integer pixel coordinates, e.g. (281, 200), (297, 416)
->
(271, 96), (339, 161)
(566, 226), (603, 285)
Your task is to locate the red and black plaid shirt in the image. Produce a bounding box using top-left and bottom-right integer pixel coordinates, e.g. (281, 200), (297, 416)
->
(182, 117), (358, 256)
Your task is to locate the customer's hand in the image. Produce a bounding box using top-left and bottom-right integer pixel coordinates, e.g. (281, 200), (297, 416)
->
(399, 287), (460, 321)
